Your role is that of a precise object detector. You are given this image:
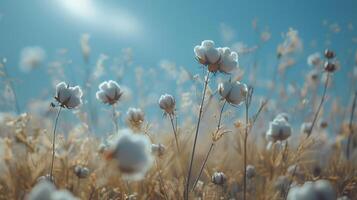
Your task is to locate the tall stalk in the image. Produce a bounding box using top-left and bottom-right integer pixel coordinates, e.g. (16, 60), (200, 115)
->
(284, 72), (330, 200)
(346, 91), (357, 159)
(306, 72), (330, 137)
(112, 104), (118, 133)
(243, 87), (253, 200)
(191, 100), (226, 191)
(169, 114), (180, 153)
(184, 70), (210, 200)
(49, 107), (62, 180)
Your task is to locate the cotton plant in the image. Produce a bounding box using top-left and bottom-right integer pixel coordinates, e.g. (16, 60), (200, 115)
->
(158, 94), (180, 152)
(266, 114), (292, 143)
(96, 80), (123, 133)
(49, 82), (83, 181)
(186, 40), (241, 199)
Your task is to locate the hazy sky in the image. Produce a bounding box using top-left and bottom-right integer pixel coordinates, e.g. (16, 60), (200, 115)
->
(0, 0), (357, 113)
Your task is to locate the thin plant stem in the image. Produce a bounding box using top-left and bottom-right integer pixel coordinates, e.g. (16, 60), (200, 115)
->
(306, 72), (330, 137)
(50, 106), (62, 180)
(346, 91), (357, 159)
(156, 159), (169, 200)
(169, 114), (180, 153)
(284, 73), (330, 200)
(112, 104), (118, 133)
(243, 87), (253, 200)
(184, 70), (210, 200)
(191, 100), (226, 191)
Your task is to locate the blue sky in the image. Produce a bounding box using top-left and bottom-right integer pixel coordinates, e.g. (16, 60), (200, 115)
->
(0, 0), (357, 117)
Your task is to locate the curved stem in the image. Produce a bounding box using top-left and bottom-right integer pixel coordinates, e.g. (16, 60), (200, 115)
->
(284, 73), (330, 200)
(243, 102), (249, 200)
(191, 142), (214, 191)
(169, 114), (180, 153)
(184, 70), (210, 200)
(306, 72), (330, 137)
(50, 107), (62, 180)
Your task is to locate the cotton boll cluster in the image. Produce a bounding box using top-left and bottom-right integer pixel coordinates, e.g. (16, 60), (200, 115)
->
(266, 114), (292, 142)
(194, 40), (239, 73)
(158, 94), (176, 115)
(96, 80), (123, 105)
(211, 171), (227, 185)
(55, 82), (83, 109)
(287, 179), (336, 200)
(28, 181), (78, 200)
(126, 107), (145, 130)
(218, 80), (248, 105)
(217, 47), (239, 73)
(19, 46), (46, 72)
(107, 129), (153, 180)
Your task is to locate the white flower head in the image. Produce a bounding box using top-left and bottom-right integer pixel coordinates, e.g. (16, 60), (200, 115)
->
(20, 46), (46, 72)
(151, 143), (166, 157)
(55, 82), (83, 109)
(307, 52), (322, 67)
(126, 107), (145, 129)
(218, 80), (248, 105)
(194, 40), (221, 72)
(217, 47), (239, 73)
(96, 80), (123, 105)
(158, 94), (176, 115)
(109, 129), (153, 180)
(211, 171), (227, 185)
(266, 116), (292, 142)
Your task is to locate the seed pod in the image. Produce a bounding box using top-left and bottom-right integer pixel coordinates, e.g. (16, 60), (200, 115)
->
(324, 49), (335, 59)
(74, 165), (90, 179)
(211, 171), (227, 185)
(324, 61), (337, 72)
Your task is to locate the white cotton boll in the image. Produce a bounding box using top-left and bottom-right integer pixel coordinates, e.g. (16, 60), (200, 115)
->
(314, 180), (336, 200)
(307, 52), (322, 67)
(158, 94), (176, 115)
(96, 80), (123, 105)
(19, 46), (46, 72)
(246, 165), (256, 179)
(217, 47), (239, 73)
(151, 143), (166, 157)
(287, 182), (316, 200)
(194, 40), (221, 72)
(28, 181), (55, 200)
(211, 171), (227, 185)
(126, 107), (145, 129)
(110, 129), (153, 180)
(55, 82), (83, 109)
(266, 117), (292, 142)
(218, 81), (248, 105)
